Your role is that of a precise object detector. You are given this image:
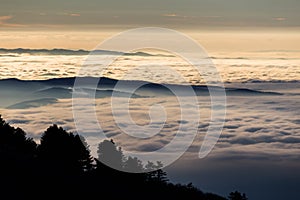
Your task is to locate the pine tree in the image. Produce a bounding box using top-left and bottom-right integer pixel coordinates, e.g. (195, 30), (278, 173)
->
(97, 139), (124, 171)
(38, 124), (93, 173)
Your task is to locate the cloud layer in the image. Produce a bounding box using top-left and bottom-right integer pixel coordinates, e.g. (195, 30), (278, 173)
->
(1, 87), (299, 200)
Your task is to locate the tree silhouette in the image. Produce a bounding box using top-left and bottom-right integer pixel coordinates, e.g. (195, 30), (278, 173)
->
(0, 115), (36, 171)
(77, 135), (94, 171)
(124, 156), (144, 172)
(153, 161), (169, 183)
(97, 139), (124, 171)
(0, 115), (36, 155)
(0, 115), (243, 200)
(0, 115), (37, 198)
(228, 191), (248, 200)
(145, 161), (168, 183)
(38, 124), (93, 174)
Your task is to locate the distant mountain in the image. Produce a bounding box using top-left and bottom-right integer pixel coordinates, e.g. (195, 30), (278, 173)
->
(0, 48), (174, 57)
(6, 98), (58, 109)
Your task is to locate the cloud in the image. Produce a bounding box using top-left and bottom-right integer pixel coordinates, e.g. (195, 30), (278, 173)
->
(0, 15), (12, 26)
(1, 80), (299, 163)
(162, 13), (192, 22)
(136, 142), (165, 152)
(244, 127), (263, 133)
(273, 17), (287, 21)
(163, 13), (178, 17)
(0, 15), (24, 27)
(0, 15), (12, 22)
(70, 13), (81, 17)
(60, 12), (81, 17)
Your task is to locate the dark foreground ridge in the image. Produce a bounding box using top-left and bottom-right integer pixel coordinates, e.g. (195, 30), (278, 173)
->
(0, 115), (248, 200)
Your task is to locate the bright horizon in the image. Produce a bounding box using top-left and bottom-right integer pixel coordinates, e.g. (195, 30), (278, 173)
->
(1, 29), (300, 55)
(1, 0), (300, 52)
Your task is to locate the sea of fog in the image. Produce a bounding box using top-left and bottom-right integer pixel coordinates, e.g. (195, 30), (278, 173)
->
(0, 48), (300, 84)
(0, 49), (299, 200)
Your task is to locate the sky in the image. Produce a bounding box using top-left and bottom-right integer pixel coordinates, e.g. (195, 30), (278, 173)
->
(0, 0), (299, 50)
(0, 0), (299, 29)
